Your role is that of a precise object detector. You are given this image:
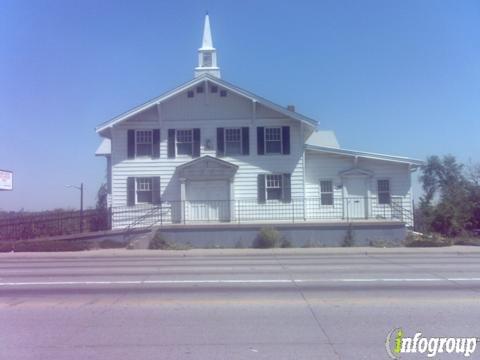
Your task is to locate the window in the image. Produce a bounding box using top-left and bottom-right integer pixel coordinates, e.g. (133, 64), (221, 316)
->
(320, 180), (334, 205)
(136, 178), (153, 203)
(378, 179), (391, 204)
(225, 128), (241, 155)
(266, 174), (283, 200)
(136, 130), (153, 157)
(187, 90), (194, 98)
(203, 53), (212, 67)
(265, 127), (282, 154)
(220, 89), (227, 97)
(176, 129), (193, 156)
(196, 86), (204, 94)
(210, 85), (218, 93)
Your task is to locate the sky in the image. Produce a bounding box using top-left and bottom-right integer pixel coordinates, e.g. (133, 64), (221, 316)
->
(1, 0), (479, 211)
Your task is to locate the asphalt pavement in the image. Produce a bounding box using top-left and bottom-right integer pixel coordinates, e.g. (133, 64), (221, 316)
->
(1, 247), (480, 360)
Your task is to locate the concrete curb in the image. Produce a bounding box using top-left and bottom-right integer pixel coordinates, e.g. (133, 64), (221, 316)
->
(1, 246), (479, 258)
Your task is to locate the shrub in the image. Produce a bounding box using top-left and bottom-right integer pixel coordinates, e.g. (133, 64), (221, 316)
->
(404, 232), (452, 247)
(342, 225), (355, 247)
(148, 230), (170, 250)
(280, 238), (292, 248)
(253, 226), (281, 248)
(453, 237), (480, 246)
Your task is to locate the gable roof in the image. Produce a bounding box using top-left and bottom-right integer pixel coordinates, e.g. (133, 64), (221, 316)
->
(96, 73), (317, 134)
(305, 144), (424, 168)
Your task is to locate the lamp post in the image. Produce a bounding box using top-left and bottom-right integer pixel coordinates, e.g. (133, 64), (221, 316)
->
(67, 183), (84, 232)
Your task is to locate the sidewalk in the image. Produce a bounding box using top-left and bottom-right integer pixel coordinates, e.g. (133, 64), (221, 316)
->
(1, 245), (480, 258)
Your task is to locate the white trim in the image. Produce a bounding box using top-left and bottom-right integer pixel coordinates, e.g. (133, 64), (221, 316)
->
(135, 177), (154, 204)
(265, 174), (283, 201)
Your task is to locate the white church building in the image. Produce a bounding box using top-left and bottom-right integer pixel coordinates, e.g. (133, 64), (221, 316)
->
(96, 15), (423, 245)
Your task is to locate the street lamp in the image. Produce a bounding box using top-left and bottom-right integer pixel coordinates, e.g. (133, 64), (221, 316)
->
(67, 183), (84, 232)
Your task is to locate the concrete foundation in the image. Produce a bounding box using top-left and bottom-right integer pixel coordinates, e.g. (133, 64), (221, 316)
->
(153, 222), (407, 248)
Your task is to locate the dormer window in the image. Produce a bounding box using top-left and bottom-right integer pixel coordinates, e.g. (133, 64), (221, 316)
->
(196, 86), (204, 94)
(202, 53), (212, 67)
(187, 90), (194, 98)
(220, 89), (227, 97)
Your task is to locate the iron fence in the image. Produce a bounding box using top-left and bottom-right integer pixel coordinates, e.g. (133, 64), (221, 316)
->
(0, 209), (110, 241)
(111, 196), (413, 229)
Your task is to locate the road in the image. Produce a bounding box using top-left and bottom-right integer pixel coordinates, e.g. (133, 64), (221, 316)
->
(1, 247), (480, 360)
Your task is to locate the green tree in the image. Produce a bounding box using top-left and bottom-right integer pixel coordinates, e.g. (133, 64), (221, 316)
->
(419, 155), (478, 236)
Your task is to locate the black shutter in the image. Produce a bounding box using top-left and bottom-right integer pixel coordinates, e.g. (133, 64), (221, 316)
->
(216, 127), (224, 157)
(152, 177), (161, 204)
(193, 128), (201, 157)
(282, 126), (290, 155)
(152, 129), (160, 159)
(127, 130), (135, 159)
(127, 177), (135, 206)
(168, 129), (175, 158)
(257, 127), (265, 155)
(242, 127), (249, 155)
(282, 173), (291, 203)
(257, 174), (266, 204)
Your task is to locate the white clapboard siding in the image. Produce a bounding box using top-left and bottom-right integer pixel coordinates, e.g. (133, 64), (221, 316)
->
(304, 152), (413, 226)
(110, 88), (308, 228)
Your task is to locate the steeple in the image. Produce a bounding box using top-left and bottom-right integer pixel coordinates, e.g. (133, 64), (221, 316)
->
(195, 13), (221, 78)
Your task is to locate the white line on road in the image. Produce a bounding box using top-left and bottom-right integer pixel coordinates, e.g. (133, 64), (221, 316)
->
(1, 278), (480, 287)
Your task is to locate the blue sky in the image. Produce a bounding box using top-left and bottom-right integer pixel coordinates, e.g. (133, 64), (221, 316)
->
(1, 0), (479, 211)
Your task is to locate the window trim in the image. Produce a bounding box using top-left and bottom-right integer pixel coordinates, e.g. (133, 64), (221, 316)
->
(264, 127), (283, 154)
(319, 179), (334, 206)
(135, 177), (153, 204)
(224, 127), (243, 156)
(135, 130), (153, 158)
(265, 174), (283, 201)
(175, 129), (194, 157)
(377, 179), (391, 205)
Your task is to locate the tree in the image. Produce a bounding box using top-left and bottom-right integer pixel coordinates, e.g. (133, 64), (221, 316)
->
(91, 183), (109, 231)
(418, 155), (479, 236)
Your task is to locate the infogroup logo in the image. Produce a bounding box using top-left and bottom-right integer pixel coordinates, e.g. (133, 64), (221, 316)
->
(385, 328), (478, 358)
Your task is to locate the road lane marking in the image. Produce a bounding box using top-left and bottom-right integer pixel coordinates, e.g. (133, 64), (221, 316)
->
(1, 278), (480, 287)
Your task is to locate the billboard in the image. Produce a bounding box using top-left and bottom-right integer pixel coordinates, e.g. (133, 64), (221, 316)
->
(0, 170), (13, 191)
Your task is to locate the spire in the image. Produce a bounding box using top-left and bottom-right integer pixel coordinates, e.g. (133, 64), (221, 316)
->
(195, 13), (221, 78)
(201, 13), (214, 50)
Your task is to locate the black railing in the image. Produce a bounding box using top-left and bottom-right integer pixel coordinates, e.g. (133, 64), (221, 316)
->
(112, 196), (413, 229)
(0, 209), (110, 241)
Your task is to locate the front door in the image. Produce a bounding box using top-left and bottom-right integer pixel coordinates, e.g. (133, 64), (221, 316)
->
(344, 178), (367, 219)
(186, 180), (230, 222)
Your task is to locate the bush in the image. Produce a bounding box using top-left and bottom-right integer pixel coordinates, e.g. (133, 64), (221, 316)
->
(342, 225), (355, 247)
(453, 237), (480, 246)
(280, 238), (292, 248)
(404, 233), (452, 247)
(148, 230), (171, 250)
(253, 227), (281, 248)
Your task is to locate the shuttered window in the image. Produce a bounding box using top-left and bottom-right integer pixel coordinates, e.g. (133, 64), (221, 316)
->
(377, 179), (391, 204)
(225, 128), (241, 155)
(266, 174), (283, 200)
(265, 127), (282, 154)
(176, 129), (193, 155)
(136, 130), (153, 157)
(136, 178), (153, 203)
(320, 180), (334, 205)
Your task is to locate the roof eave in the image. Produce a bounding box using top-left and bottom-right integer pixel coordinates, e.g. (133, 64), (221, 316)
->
(96, 73), (318, 133)
(305, 145), (425, 167)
